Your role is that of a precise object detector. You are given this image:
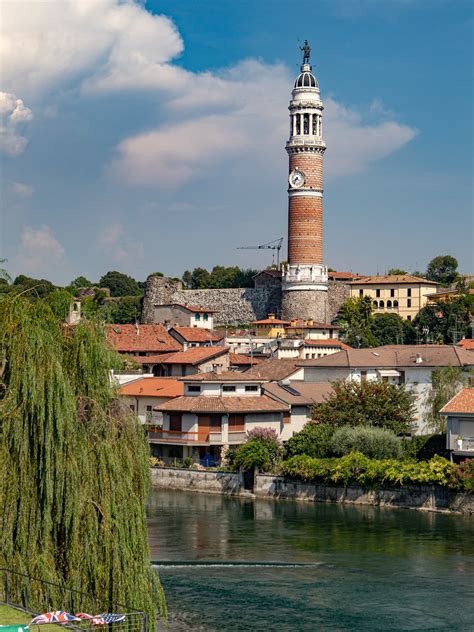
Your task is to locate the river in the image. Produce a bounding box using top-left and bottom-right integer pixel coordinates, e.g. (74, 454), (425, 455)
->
(147, 489), (474, 631)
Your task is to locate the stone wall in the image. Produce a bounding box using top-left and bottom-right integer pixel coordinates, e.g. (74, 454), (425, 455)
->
(143, 275), (349, 325)
(281, 288), (328, 321)
(143, 275), (282, 325)
(150, 466), (242, 495)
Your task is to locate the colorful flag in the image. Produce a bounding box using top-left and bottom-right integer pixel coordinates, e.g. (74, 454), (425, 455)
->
(30, 611), (81, 625)
(75, 614), (106, 625)
(96, 614), (126, 624)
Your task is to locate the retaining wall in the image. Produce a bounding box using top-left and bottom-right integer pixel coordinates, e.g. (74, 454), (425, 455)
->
(150, 467), (473, 514)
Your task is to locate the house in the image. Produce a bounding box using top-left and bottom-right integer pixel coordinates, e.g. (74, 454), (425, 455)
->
(426, 288), (474, 304)
(299, 345), (474, 434)
(151, 372), (290, 464)
(168, 326), (225, 350)
(250, 314), (290, 337)
(262, 381), (334, 424)
(106, 324), (182, 363)
(229, 353), (263, 372)
(285, 320), (340, 340)
(151, 303), (216, 329)
(225, 332), (274, 355)
(151, 346), (230, 377)
(243, 357), (304, 381)
(120, 377), (183, 424)
(302, 338), (351, 359)
(349, 275), (439, 321)
(441, 388), (474, 462)
(328, 271), (362, 282)
(253, 269), (282, 288)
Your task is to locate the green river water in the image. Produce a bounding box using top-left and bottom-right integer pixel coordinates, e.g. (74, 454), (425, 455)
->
(147, 489), (474, 631)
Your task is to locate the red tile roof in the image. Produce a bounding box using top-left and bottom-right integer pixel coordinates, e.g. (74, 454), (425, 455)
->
(252, 318), (290, 325)
(303, 339), (351, 350)
(106, 324), (182, 353)
(155, 395), (288, 413)
(349, 275), (437, 285)
(158, 347), (229, 366)
(181, 371), (263, 382)
(120, 377), (183, 398)
(229, 353), (262, 366)
(440, 388), (474, 414)
(458, 339), (474, 351)
(243, 358), (301, 381)
(287, 320), (340, 330)
(328, 271), (362, 280)
(169, 327), (225, 343)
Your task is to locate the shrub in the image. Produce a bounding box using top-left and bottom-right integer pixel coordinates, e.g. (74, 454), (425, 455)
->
(233, 441), (273, 472)
(331, 426), (402, 460)
(183, 456), (193, 468)
(402, 434), (449, 461)
(280, 453), (468, 489)
(284, 422), (335, 459)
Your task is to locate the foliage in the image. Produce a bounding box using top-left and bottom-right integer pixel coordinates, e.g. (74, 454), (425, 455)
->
(370, 313), (406, 345)
(387, 268), (408, 275)
(413, 296), (473, 344)
(232, 428), (282, 472)
(281, 453), (469, 489)
(337, 296), (379, 348)
(99, 270), (143, 297)
(183, 456), (193, 468)
(283, 422), (335, 459)
(313, 380), (416, 435)
(0, 294), (165, 620)
(12, 274), (56, 298)
(182, 266), (258, 289)
(402, 434), (449, 461)
(330, 426), (402, 460)
(107, 296), (143, 324)
(426, 255), (459, 286)
(0, 258), (11, 283)
(456, 460), (474, 492)
(424, 367), (468, 433)
(69, 275), (93, 288)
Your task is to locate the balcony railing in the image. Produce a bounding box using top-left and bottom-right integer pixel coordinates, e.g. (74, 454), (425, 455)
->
(148, 428), (201, 443)
(228, 431), (246, 444)
(454, 437), (474, 452)
(208, 432), (223, 444)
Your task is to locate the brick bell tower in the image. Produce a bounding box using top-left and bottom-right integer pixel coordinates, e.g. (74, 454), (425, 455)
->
(281, 41), (329, 321)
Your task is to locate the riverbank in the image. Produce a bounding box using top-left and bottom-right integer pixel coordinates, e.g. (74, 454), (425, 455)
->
(150, 466), (474, 514)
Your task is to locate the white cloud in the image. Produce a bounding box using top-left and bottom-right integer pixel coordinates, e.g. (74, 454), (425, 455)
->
(0, 92), (33, 156)
(98, 223), (144, 263)
(11, 181), (34, 197)
(15, 225), (65, 274)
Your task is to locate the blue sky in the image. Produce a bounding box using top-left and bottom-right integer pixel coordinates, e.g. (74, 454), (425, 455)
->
(1, 0), (472, 285)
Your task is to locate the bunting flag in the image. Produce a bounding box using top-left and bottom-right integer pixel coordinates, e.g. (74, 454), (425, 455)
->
(75, 613), (126, 625)
(96, 614), (126, 624)
(75, 614), (106, 626)
(30, 612), (81, 625)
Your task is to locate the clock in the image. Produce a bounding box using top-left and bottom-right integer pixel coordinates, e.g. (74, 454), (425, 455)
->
(289, 169), (305, 188)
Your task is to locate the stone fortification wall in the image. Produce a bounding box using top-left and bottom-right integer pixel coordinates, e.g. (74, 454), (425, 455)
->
(142, 275), (282, 325)
(327, 280), (351, 321)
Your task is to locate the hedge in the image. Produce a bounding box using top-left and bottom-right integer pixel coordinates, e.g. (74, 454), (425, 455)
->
(280, 452), (473, 490)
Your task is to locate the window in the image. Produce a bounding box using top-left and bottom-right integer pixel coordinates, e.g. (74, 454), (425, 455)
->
(379, 300), (384, 308)
(188, 385), (201, 393)
(359, 289), (363, 297)
(407, 288), (412, 297)
(296, 116), (301, 135)
(394, 300), (399, 308)
(373, 300), (378, 308)
(129, 404), (135, 412)
(169, 414), (182, 432)
(245, 385), (258, 392)
(194, 313), (200, 321)
(223, 385), (236, 392)
(146, 405), (152, 412)
(375, 289), (380, 298)
(398, 371), (405, 385)
(387, 300), (392, 308)
(312, 114), (317, 135)
(407, 299), (412, 308)
(303, 113), (309, 134)
(407, 315), (412, 321)
(203, 313), (209, 321)
(390, 289), (395, 297)
(360, 370), (367, 382)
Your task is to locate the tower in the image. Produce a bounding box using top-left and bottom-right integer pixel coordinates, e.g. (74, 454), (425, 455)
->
(281, 42), (329, 322)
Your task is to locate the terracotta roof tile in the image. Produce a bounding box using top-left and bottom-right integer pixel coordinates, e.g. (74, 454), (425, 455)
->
(182, 371), (263, 382)
(243, 358), (301, 381)
(287, 320), (340, 330)
(120, 377), (183, 398)
(251, 318), (291, 325)
(440, 388), (474, 414)
(158, 347), (229, 365)
(303, 339), (351, 350)
(169, 327), (225, 343)
(349, 275), (438, 285)
(328, 271), (363, 280)
(155, 395), (288, 413)
(229, 353), (262, 366)
(106, 324), (181, 353)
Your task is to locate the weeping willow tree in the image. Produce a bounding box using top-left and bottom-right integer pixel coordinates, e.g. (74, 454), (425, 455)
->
(0, 292), (166, 620)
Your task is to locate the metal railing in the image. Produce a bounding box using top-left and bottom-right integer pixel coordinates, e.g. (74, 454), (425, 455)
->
(0, 569), (148, 632)
(456, 437), (474, 451)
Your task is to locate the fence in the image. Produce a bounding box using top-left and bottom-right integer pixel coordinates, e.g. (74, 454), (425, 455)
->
(0, 569), (148, 632)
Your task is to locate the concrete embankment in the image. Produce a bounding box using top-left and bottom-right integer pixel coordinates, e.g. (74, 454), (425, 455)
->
(150, 467), (474, 515)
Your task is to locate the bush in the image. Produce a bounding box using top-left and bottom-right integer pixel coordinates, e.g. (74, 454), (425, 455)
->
(233, 441), (273, 472)
(284, 422), (335, 459)
(280, 453), (469, 489)
(402, 434), (449, 461)
(183, 456), (193, 468)
(456, 459), (474, 491)
(331, 426), (402, 460)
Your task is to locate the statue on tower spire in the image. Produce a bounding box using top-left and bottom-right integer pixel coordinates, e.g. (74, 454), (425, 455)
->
(300, 39), (311, 65)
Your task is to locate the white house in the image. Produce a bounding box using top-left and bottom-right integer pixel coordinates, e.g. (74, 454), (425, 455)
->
(441, 388), (474, 462)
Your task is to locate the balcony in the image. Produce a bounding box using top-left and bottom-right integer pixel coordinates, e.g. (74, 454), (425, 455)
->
(228, 431), (246, 444)
(453, 436), (474, 453)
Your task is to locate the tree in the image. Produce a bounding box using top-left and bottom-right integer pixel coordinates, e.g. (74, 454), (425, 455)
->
(337, 296), (379, 348)
(182, 266), (258, 289)
(231, 428), (282, 472)
(314, 380), (416, 435)
(0, 258), (11, 283)
(370, 313), (406, 345)
(12, 274), (56, 298)
(424, 367), (468, 433)
(99, 271), (142, 297)
(387, 268), (408, 276)
(283, 422), (335, 459)
(0, 294), (165, 619)
(107, 296), (143, 324)
(413, 296), (473, 344)
(426, 255), (459, 286)
(69, 275), (93, 288)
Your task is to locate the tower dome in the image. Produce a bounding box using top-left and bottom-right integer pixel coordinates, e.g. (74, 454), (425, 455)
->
(294, 64), (319, 89)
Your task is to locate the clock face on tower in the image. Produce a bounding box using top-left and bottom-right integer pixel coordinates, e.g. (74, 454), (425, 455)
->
(289, 168), (305, 189)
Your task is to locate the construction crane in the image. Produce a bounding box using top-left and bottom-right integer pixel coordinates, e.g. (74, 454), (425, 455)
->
(237, 237), (284, 269)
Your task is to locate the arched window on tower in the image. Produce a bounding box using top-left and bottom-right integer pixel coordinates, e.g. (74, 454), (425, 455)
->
(303, 113), (309, 135)
(296, 115), (301, 135)
(312, 114), (317, 136)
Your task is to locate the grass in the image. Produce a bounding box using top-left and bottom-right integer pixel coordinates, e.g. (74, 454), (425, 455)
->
(0, 605), (60, 631)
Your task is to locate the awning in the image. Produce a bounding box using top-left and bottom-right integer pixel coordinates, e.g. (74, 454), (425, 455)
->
(376, 369), (401, 377)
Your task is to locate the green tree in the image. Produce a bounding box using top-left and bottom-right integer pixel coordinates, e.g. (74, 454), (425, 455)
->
(107, 296), (143, 324)
(69, 275), (93, 288)
(413, 296), (473, 344)
(283, 422), (336, 459)
(338, 296), (379, 347)
(99, 270), (142, 297)
(424, 367), (468, 433)
(0, 258), (11, 283)
(387, 268), (408, 275)
(12, 274), (56, 298)
(0, 294), (165, 619)
(314, 380), (416, 435)
(370, 313), (406, 345)
(426, 255), (459, 286)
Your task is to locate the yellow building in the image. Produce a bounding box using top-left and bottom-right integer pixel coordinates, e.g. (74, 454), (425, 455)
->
(250, 314), (290, 337)
(349, 275), (438, 321)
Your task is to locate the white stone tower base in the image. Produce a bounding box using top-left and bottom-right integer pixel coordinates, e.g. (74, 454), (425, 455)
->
(281, 263), (329, 321)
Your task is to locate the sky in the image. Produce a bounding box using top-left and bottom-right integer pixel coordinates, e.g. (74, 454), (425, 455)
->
(0, 0), (472, 285)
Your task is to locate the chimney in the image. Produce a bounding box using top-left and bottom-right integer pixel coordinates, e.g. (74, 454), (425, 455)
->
(415, 354), (423, 364)
(135, 322), (140, 336)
